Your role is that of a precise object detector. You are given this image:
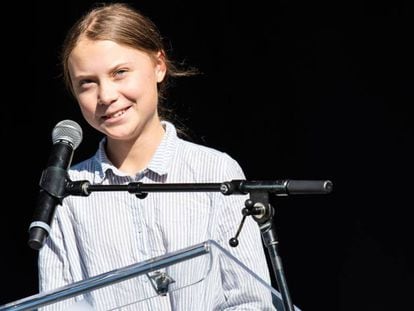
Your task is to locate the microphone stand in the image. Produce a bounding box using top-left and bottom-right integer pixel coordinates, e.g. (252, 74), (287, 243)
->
(230, 190), (294, 311)
(65, 179), (333, 311)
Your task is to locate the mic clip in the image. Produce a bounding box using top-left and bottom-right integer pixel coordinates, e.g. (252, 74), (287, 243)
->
(39, 167), (68, 200)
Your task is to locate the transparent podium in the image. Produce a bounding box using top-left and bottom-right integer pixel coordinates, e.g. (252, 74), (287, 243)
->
(1, 240), (301, 311)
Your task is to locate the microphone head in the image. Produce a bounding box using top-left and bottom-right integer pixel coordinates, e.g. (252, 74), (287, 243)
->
(52, 120), (83, 149)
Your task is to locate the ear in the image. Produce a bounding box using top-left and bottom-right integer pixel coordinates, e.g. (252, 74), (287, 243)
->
(155, 50), (167, 83)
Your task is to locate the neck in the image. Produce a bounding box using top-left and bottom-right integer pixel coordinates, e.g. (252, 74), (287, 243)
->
(105, 121), (165, 175)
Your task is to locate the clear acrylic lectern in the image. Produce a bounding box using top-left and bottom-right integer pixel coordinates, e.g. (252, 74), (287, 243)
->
(0, 240), (301, 311)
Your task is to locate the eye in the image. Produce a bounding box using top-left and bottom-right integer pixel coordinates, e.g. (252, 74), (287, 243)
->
(114, 69), (128, 79)
(73, 79), (95, 93)
(79, 79), (94, 87)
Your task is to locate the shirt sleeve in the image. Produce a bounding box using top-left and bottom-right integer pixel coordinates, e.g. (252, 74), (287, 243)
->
(37, 204), (78, 311)
(215, 155), (277, 310)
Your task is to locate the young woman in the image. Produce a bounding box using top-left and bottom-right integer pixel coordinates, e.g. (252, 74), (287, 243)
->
(38, 3), (275, 310)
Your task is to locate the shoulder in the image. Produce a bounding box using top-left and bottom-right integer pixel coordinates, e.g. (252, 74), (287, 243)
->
(178, 138), (234, 163)
(174, 138), (246, 180)
(67, 154), (97, 182)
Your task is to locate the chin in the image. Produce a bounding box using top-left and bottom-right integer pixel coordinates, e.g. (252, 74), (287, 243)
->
(106, 130), (137, 141)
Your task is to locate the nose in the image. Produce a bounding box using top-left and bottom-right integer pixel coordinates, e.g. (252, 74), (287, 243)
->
(98, 80), (119, 106)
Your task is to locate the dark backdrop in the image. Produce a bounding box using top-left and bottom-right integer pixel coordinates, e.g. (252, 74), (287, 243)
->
(1, 1), (412, 310)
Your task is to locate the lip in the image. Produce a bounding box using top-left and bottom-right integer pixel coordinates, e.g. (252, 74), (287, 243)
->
(101, 106), (132, 124)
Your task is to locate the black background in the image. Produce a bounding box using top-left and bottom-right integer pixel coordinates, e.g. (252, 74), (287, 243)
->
(1, 1), (413, 310)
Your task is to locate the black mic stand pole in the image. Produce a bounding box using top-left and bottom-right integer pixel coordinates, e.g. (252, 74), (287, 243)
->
(226, 179), (332, 311)
(230, 190), (294, 311)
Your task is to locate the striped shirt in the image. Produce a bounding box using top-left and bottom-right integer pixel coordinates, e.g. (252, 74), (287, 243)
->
(38, 121), (275, 310)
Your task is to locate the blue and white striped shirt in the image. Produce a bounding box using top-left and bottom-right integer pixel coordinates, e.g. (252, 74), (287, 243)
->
(38, 121), (275, 310)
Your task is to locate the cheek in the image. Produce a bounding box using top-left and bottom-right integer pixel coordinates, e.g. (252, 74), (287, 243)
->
(121, 81), (155, 106)
(122, 82), (142, 99)
(124, 72), (158, 98)
(77, 95), (97, 117)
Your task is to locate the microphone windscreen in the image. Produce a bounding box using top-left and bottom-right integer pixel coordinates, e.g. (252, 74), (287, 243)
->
(52, 120), (83, 149)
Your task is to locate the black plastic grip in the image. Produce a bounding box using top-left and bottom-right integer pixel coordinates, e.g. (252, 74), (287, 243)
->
(287, 180), (333, 195)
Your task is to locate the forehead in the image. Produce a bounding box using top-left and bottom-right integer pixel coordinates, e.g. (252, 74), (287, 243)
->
(68, 39), (154, 74)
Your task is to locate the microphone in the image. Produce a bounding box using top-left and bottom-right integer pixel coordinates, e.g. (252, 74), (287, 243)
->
(28, 120), (83, 250)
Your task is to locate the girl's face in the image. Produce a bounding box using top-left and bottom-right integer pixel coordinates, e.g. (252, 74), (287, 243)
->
(68, 39), (166, 141)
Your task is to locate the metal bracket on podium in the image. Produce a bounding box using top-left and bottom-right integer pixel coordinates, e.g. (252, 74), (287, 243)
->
(147, 271), (176, 296)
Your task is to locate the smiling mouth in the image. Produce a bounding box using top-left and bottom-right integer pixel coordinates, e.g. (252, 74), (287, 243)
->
(103, 106), (131, 120)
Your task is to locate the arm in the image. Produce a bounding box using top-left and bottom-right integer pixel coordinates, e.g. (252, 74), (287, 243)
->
(37, 205), (78, 311)
(215, 156), (277, 310)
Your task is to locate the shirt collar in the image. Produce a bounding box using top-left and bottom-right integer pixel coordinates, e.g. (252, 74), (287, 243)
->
(92, 121), (178, 183)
